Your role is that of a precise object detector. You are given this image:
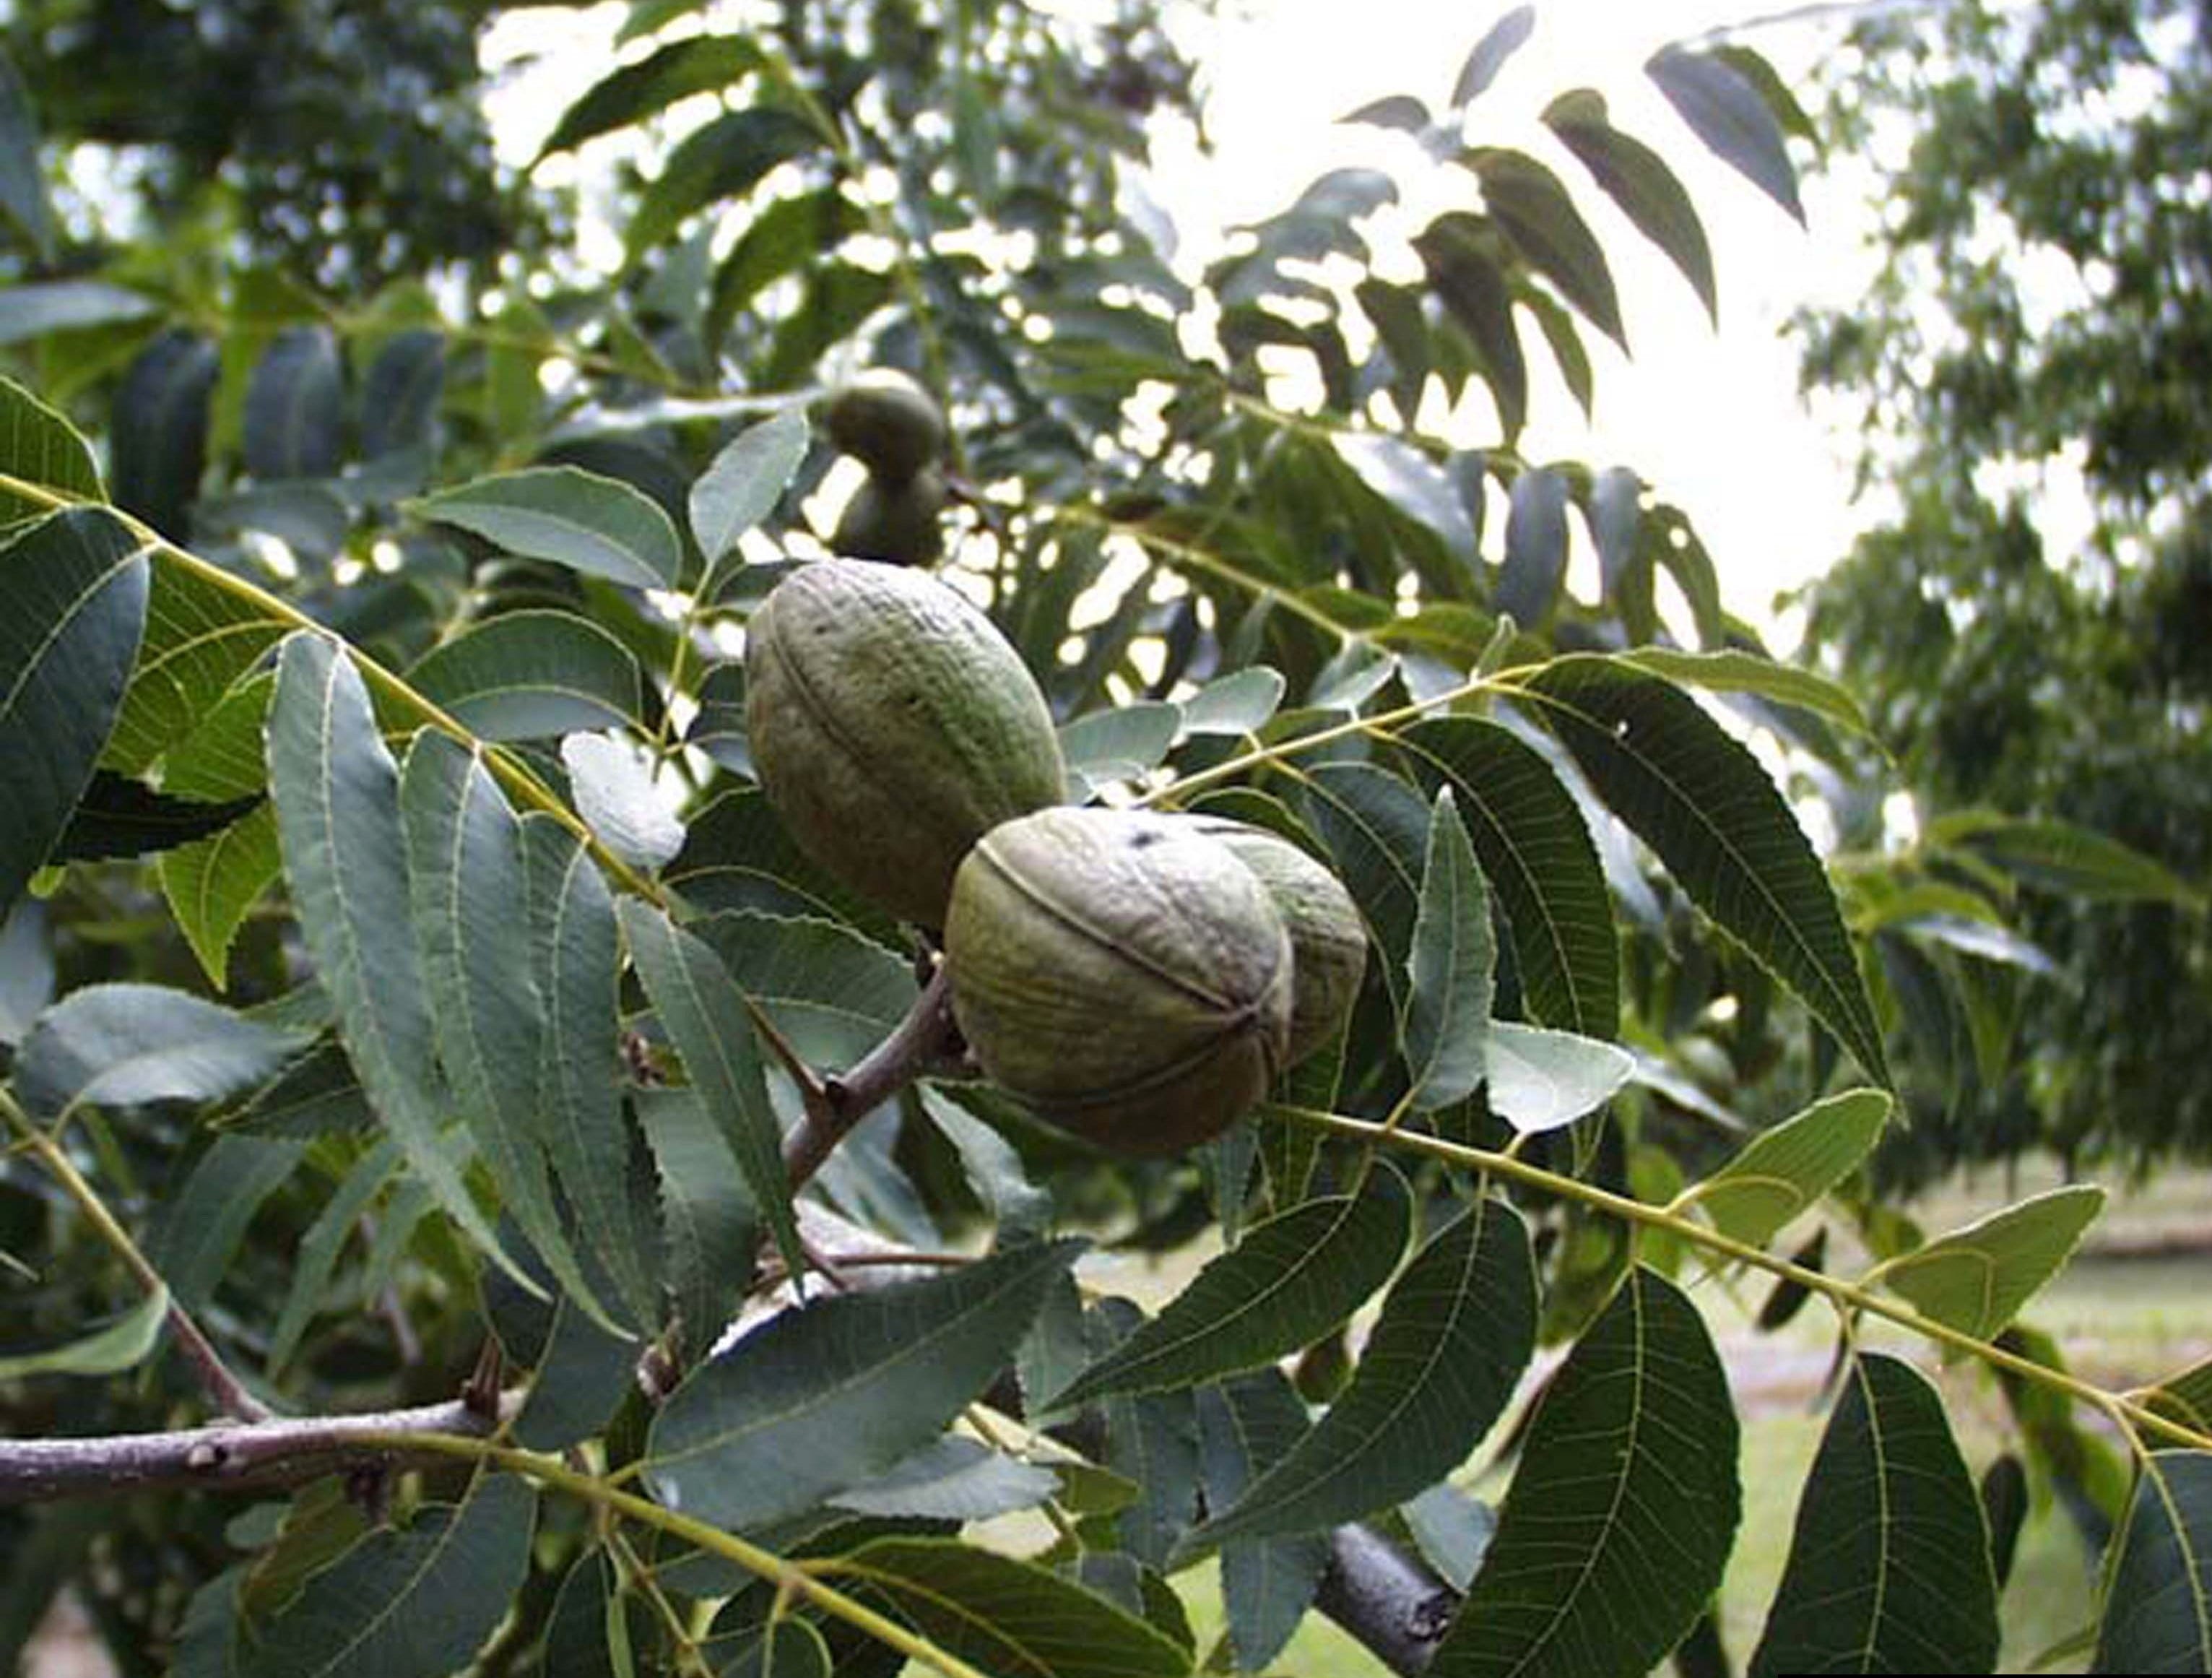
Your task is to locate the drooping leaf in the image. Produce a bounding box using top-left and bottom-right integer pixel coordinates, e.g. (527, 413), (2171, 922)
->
(163, 807), (282, 990)
(15, 982), (311, 1118)
(0, 508), (149, 920)
(1483, 1020), (1634, 1133)
(1197, 1197), (1536, 1546)
(1751, 1353), (1999, 1676)
(829, 1435), (1059, 1523)
(625, 105), (824, 263)
(618, 898), (804, 1279)
(0, 51), (52, 261)
(240, 1473), (535, 1678)
(0, 1283), (168, 1380)
(1181, 667), (1287, 738)
(1646, 45), (1805, 223)
(1049, 1166), (1411, 1409)
(416, 467), (684, 590)
(690, 909), (914, 1072)
(1451, 6), (1536, 106)
(1933, 812), (2205, 907)
(1302, 761), (1432, 1014)
(243, 326), (344, 482)
(633, 1085), (755, 1365)
(1498, 463), (1569, 627)
(1059, 701), (1181, 796)
(402, 732), (610, 1327)
(1620, 648), (1875, 743)
(512, 1289), (638, 1451)
(562, 732), (685, 870)
(825, 1536), (1191, 1678)
(1462, 149), (1624, 347)
(1416, 215), (1527, 439)
(359, 329), (444, 461)
(1543, 90), (1717, 322)
(645, 1240), (1083, 1531)
(407, 611), (644, 740)
(1521, 654), (1889, 1084)
(109, 329), (216, 539)
(0, 374), (103, 524)
(690, 407), (810, 566)
(2094, 1451), (2212, 1674)
(1876, 1184), (2105, 1340)
(1429, 1268), (1740, 1678)
(104, 557), (285, 777)
(51, 770), (259, 862)
(537, 35), (768, 157)
(687, 659), (751, 775)
(1197, 1372), (1331, 1671)
(1332, 432), (1476, 556)
(1395, 716), (1618, 1037)
(148, 1133), (308, 1309)
(265, 633), (517, 1276)
(0, 278), (155, 344)
(267, 1140), (401, 1375)
(520, 814), (662, 1333)
(1684, 1088), (1893, 1250)
(1402, 787), (1493, 1110)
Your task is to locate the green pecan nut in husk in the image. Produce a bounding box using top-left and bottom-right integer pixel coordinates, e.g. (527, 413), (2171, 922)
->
(824, 369), (946, 484)
(744, 558), (1064, 927)
(829, 464), (947, 567)
(1180, 816), (1366, 1067)
(945, 806), (1294, 1156)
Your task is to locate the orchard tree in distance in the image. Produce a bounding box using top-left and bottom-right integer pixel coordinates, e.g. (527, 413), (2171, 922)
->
(1791, 0), (2212, 1191)
(0, 3), (2206, 1676)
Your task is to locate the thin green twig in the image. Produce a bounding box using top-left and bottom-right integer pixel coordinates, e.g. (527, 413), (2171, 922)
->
(1271, 1101), (2212, 1456)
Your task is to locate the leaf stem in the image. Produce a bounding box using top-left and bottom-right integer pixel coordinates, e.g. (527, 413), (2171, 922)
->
(344, 1430), (1001, 1678)
(1271, 1102), (2212, 1456)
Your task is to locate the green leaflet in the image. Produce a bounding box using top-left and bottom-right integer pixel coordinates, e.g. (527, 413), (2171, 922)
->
(240, 1474), (535, 1678)
(1522, 654), (1888, 1085)
(402, 732), (614, 1331)
(1049, 1166), (1410, 1409)
(1429, 1267), (1739, 1678)
(618, 898), (803, 1280)
(1196, 1372), (1330, 1671)
(406, 610), (644, 741)
(1402, 787), (1493, 1110)
(1682, 1088), (1893, 1250)
(0, 508), (148, 920)
(415, 466), (682, 590)
(0, 1283), (168, 1380)
(690, 407), (809, 564)
(645, 1240), (1083, 1532)
(14, 982), (311, 1118)
(1395, 714), (1618, 1038)
(0, 374), (103, 522)
(822, 1537), (1190, 1678)
(2094, 1450), (2212, 1674)
(1194, 1196), (1535, 1547)
(1874, 1183), (2104, 1339)
(265, 632), (522, 1285)
(521, 815), (662, 1334)
(1752, 1353), (1998, 1676)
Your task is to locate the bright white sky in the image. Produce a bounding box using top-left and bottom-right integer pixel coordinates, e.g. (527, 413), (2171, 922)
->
(1163, 0), (1881, 643)
(492, 0), (1882, 645)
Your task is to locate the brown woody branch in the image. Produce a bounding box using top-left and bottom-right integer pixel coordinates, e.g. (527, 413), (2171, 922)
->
(0, 1391), (520, 1505)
